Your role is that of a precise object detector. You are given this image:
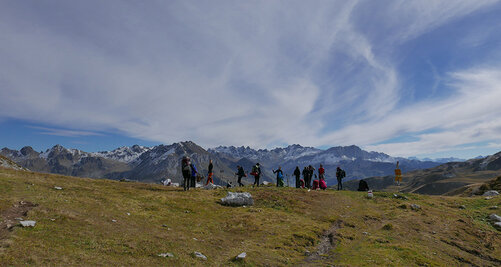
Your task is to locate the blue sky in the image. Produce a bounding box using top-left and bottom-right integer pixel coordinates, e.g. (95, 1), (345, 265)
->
(1, 0), (501, 159)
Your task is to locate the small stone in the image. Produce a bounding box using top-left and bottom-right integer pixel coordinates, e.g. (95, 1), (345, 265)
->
(410, 204), (421, 211)
(235, 252), (246, 260)
(193, 251), (207, 260)
(304, 250), (311, 256)
(127, 213), (130, 216)
(362, 232), (369, 235)
(494, 222), (501, 230)
(50, 219), (55, 221)
(459, 205), (466, 209)
(54, 186), (63, 190)
(185, 210), (190, 213)
(485, 197), (493, 200)
(193, 238), (198, 241)
(432, 231), (437, 234)
(393, 194), (408, 200)
(19, 220), (36, 227)
(158, 253), (174, 258)
(489, 206), (498, 210)
(162, 224), (168, 227)
(15, 217), (23, 221)
(483, 190), (499, 197)
(489, 214), (501, 222)
(111, 219), (117, 223)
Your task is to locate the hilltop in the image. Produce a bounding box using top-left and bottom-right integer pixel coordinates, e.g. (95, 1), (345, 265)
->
(1, 168), (500, 266)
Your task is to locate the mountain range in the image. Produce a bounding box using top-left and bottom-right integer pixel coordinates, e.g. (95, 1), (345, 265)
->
(1, 142), (442, 186)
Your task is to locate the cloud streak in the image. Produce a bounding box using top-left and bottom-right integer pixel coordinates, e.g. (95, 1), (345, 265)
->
(0, 0), (500, 157)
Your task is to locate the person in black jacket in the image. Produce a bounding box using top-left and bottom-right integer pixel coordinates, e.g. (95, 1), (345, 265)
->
(236, 165), (246, 187)
(336, 166), (346, 190)
(252, 163), (261, 187)
(181, 156), (191, 191)
(302, 167), (308, 188)
(206, 160), (214, 185)
(293, 166), (301, 188)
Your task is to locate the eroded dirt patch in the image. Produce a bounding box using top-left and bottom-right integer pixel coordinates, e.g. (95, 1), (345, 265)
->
(0, 201), (38, 241)
(299, 220), (343, 265)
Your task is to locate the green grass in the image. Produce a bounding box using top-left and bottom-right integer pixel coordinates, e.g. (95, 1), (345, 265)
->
(0, 168), (500, 266)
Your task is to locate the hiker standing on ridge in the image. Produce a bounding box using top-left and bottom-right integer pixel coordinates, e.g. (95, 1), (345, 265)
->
(307, 165), (315, 189)
(302, 167), (308, 188)
(235, 165), (246, 187)
(206, 160), (214, 185)
(293, 166), (301, 188)
(251, 163), (261, 187)
(336, 166), (346, 190)
(190, 162), (198, 188)
(318, 164), (325, 180)
(273, 166), (284, 187)
(181, 156), (191, 191)
(395, 161), (402, 186)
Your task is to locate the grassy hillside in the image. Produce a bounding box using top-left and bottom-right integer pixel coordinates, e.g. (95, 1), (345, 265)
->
(345, 155), (501, 196)
(1, 168), (500, 266)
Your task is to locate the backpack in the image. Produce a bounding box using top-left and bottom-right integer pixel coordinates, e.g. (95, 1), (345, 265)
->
(182, 160), (191, 172)
(341, 170), (346, 178)
(277, 171), (283, 179)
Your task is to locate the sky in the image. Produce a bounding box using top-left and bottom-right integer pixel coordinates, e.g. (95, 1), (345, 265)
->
(1, 0), (501, 159)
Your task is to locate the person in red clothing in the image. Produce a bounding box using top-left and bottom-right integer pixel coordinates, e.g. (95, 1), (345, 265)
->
(318, 164), (325, 181)
(206, 160), (214, 185)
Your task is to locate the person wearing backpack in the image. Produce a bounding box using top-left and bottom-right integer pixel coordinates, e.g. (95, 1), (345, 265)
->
(190, 162), (198, 188)
(273, 166), (284, 187)
(206, 160), (214, 185)
(251, 163), (261, 187)
(181, 156), (191, 191)
(293, 166), (301, 188)
(336, 166), (346, 190)
(307, 165), (315, 189)
(235, 165), (246, 187)
(302, 167), (308, 188)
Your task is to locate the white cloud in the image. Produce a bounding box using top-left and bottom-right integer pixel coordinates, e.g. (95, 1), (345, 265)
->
(363, 67), (501, 156)
(0, 0), (500, 157)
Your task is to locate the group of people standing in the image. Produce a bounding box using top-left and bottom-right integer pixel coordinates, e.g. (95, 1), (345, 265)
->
(182, 157), (348, 190)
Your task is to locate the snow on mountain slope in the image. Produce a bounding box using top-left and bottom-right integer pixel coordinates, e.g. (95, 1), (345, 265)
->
(92, 145), (151, 163)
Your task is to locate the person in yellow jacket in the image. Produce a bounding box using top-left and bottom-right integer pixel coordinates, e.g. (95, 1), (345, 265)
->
(395, 161), (402, 186)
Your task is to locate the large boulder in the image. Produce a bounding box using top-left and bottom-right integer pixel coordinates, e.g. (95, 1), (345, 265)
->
(220, 192), (253, 206)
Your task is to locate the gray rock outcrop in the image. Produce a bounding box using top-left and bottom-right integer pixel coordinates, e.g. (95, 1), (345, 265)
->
(221, 192), (253, 206)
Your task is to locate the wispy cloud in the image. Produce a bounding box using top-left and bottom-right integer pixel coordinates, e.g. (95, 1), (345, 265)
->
(27, 126), (102, 137)
(0, 0), (500, 157)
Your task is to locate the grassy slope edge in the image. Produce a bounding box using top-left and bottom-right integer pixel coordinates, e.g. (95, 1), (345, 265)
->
(0, 168), (500, 266)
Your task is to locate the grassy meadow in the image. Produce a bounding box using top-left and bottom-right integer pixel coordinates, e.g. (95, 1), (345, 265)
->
(0, 168), (500, 266)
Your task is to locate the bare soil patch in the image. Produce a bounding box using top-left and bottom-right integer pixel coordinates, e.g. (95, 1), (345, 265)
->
(0, 201), (38, 242)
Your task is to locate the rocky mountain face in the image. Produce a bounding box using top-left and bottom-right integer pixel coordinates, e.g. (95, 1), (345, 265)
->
(1, 145), (131, 178)
(209, 145), (440, 186)
(0, 142), (240, 185)
(345, 152), (501, 195)
(2, 142), (443, 187)
(0, 155), (28, 171)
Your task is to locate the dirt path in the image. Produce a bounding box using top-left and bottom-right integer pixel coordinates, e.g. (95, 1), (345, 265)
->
(0, 201), (38, 246)
(297, 220), (343, 266)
